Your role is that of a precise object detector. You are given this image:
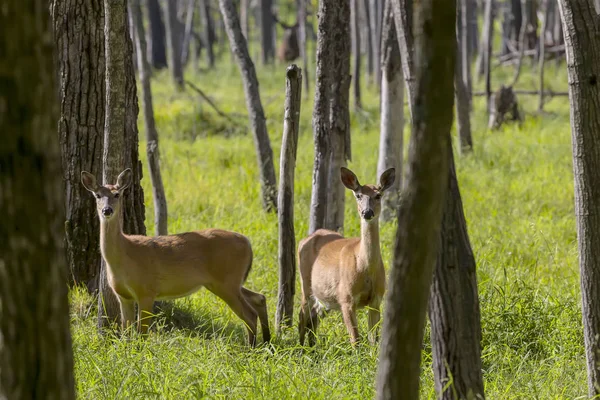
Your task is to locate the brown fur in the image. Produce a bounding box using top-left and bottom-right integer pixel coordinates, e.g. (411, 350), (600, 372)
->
(297, 167), (395, 346)
(82, 169), (270, 346)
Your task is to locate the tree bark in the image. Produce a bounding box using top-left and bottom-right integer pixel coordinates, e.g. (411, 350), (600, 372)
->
(391, 0), (415, 116)
(376, 0), (455, 397)
(181, 0), (196, 66)
(459, 0), (472, 108)
(148, 0), (168, 69)
(482, 0), (494, 115)
(510, 0), (528, 87)
(276, 65), (302, 331)
(199, 0), (216, 68)
(455, 0), (473, 153)
(53, 0), (105, 291)
(538, 0), (549, 112)
(165, 0), (184, 89)
(0, 1), (75, 397)
(466, 0), (478, 60)
(219, 0), (278, 212)
(130, 0), (169, 236)
(557, 1), (600, 396)
(297, 0), (310, 96)
(260, 0), (275, 64)
(363, 0), (374, 84)
(378, 0), (404, 222)
(352, 0), (362, 110)
(429, 144), (484, 400)
(370, 0), (382, 89)
(99, 0), (147, 330)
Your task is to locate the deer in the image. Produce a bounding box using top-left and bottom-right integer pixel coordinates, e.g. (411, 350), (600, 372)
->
(81, 168), (270, 346)
(297, 167), (395, 346)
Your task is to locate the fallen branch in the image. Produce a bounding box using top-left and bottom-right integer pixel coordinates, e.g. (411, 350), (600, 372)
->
(184, 80), (247, 126)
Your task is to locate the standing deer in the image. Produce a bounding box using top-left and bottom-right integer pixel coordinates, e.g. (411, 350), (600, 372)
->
(81, 168), (270, 346)
(298, 167), (395, 346)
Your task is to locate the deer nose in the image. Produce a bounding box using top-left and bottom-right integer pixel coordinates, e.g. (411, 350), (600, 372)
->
(102, 207), (113, 217)
(363, 209), (375, 220)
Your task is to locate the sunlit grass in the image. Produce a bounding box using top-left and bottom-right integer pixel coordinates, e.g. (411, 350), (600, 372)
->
(71, 58), (586, 398)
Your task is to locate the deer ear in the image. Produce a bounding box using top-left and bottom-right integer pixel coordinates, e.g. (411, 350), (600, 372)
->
(340, 167), (360, 191)
(116, 168), (133, 191)
(81, 171), (99, 193)
(379, 168), (396, 192)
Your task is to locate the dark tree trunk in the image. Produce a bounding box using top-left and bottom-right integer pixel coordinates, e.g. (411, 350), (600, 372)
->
(429, 145), (484, 400)
(148, 0), (168, 69)
(260, 0), (275, 64)
(370, 0), (382, 89)
(476, 0), (494, 87)
(199, 0), (216, 68)
(351, 0), (362, 110)
(165, 0), (184, 89)
(53, 0), (105, 291)
(557, 1), (600, 396)
(98, 0), (147, 330)
(537, 0), (549, 112)
(376, 0), (455, 397)
(391, 0), (415, 116)
(458, 0), (472, 108)
(181, 0), (196, 66)
(0, 1), (75, 397)
(511, 0), (528, 87)
(455, 0), (473, 153)
(378, 0), (404, 222)
(466, 0), (478, 59)
(309, 0), (351, 234)
(219, 0), (278, 212)
(130, 0), (169, 236)
(297, 0), (310, 96)
(276, 65), (302, 331)
(363, 0), (374, 83)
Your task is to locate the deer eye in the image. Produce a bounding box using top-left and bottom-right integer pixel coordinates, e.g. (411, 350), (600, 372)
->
(95, 193), (101, 199)
(114, 193), (120, 199)
(355, 193), (362, 199)
(375, 194), (382, 200)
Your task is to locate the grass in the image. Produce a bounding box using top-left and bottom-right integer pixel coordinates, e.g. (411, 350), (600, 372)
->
(71, 57), (587, 399)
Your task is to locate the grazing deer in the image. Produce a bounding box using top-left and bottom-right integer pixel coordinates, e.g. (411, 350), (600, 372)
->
(298, 167), (395, 346)
(81, 168), (270, 346)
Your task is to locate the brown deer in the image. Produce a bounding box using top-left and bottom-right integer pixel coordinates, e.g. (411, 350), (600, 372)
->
(298, 167), (395, 346)
(81, 168), (270, 346)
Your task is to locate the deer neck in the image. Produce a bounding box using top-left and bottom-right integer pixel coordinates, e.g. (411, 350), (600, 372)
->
(99, 214), (127, 267)
(358, 219), (381, 271)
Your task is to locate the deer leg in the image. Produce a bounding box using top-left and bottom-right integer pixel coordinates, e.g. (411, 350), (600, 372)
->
(118, 296), (135, 333)
(307, 301), (322, 347)
(137, 297), (155, 335)
(211, 287), (258, 347)
(340, 302), (360, 345)
(367, 302), (381, 345)
(241, 287), (271, 343)
(298, 294), (309, 346)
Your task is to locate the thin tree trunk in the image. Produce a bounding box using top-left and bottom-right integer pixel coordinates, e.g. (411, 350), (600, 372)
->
(199, 0), (216, 68)
(429, 143), (484, 400)
(54, 0), (105, 292)
(99, 0), (147, 330)
(391, 0), (415, 116)
(165, 0), (184, 89)
(483, 0), (494, 115)
(240, 0), (249, 39)
(0, 2), (75, 397)
(376, 0), (456, 397)
(556, 1), (600, 396)
(459, 0), (472, 108)
(130, 0), (169, 236)
(455, 0), (473, 153)
(276, 65), (302, 331)
(538, 0), (549, 112)
(378, 0), (404, 222)
(371, 0), (382, 89)
(466, 0), (478, 60)
(219, 0), (278, 212)
(297, 0), (310, 97)
(260, 0), (275, 64)
(352, 0), (362, 110)
(511, 0), (528, 87)
(148, 0), (168, 69)
(363, 0), (374, 84)
(181, 0), (196, 66)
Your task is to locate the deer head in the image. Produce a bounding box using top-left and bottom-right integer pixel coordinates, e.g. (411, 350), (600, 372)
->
(81, 169), (132, 221)
(340, 167), (396, 222)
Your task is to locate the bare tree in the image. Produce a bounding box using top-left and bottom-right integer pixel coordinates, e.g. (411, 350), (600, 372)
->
(481, 0), (494, 113)
(260, 0), (275, 64)
(370, 0), (382, 87)
(429, 145), (484, 400)
(0, 1), (75, 397)
(378, 0), (404, 222)
(538, 0), (549, 112)
(130, 0), (169, 236)
(165, 0), (184, 89)
(297, 0), (310, 96)
(199, 0), (216, 68)
(351, 0), (362, 109)
(276, 65), (302, 331)
(376, 0), (456, 397)
(53, 0), (105, 291)
(391, 0), (415, 115)
(181, 0), (197, 66)
(148, 0), (168, 69)
(98, 0), (147, 330)
(455, 0), (473, 153)
(557, 0), (600, 396)
(362, 0), (374, 84)
(219, 0), (278, 212)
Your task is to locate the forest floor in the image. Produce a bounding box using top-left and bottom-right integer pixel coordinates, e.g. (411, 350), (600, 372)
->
(70, 60), (585, 399)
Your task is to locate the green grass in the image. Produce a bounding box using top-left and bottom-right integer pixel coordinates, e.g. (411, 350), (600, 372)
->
(71, 58), (587, 399)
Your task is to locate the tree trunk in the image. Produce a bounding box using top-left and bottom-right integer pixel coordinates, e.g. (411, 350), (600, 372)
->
(371, 0), (382, 89)
(99, 0), (147, 330)
(557, 1), (600, 396)
(363, 0), (374, 84)
(148, 0), (168, 69)
(378, 0), (404, 223)
(376, 0), (455, 398)
(466, 0), (478, 60)
(276, 65), (302, 332)
(510, 0), (528, 87)
(165, 0), (184, 89)
(240, 0), (249, 39)
(297, 0), (310, 97)
(459, 0), (472, 108)
(476, 0), (494, 86)
(199, 0), (216, 68)
(53, 0), (105, 292)
(181, 0), (196, 66)
(260, 0), (275, 64)
(0, 2), (75, 397)
(538, 0), (549, 112)
(429, 144), (484, 400)
(130, 0), (169, 236)
(391, 0), (415, 116)
(455, 0), (473, 153)
(352, 0), (362, 110)
(219, 0), (278, 212)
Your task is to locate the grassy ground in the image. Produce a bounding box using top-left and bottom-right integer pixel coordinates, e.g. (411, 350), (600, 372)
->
(71, 57), (586, 399)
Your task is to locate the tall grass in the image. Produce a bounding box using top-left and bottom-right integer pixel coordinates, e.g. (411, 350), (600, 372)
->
(71, 61), (586, 398)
